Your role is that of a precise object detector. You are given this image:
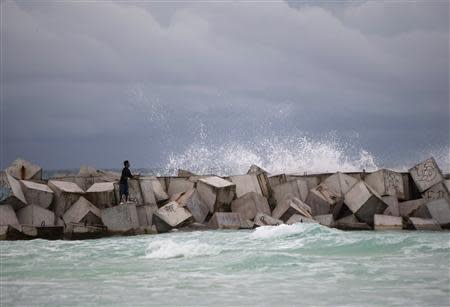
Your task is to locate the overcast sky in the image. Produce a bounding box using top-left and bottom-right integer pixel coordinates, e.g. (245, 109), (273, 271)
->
(1, 0), (449, 172)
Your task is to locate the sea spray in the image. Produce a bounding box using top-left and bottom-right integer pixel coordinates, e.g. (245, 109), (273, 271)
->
(164, 135), (379, 176)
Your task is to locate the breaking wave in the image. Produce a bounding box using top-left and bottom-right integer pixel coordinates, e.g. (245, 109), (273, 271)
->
(144, 239), (220, 259)
(163, 135), (379, 176)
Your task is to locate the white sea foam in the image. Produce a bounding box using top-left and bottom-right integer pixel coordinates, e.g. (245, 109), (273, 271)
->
(249, 223), (311, 240)
(144, 239), (220, 259)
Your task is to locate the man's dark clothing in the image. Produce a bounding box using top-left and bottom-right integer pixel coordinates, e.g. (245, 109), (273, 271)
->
(119, 183), (129, 197)
(119, 167), (133, 198)
(120, 167), (133, 184)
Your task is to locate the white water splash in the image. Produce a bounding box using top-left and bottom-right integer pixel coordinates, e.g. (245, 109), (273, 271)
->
(249, 223), (310, 240)
(144, 239), (220, 259)
(164, 136), (379, 176)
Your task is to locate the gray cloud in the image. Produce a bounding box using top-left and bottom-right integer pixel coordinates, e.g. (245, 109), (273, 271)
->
(1, 0), (448, 171)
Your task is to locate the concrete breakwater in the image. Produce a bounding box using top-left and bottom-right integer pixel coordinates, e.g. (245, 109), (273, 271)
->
(1, 158), (449, 240)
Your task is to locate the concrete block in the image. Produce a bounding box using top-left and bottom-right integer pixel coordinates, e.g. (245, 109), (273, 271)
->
(382, 196), (399, 216)
(287, 175), (321, 190)
(422, 182), (450, 202)
(335, 214), (371, 230)
(229, 174), (262, 198)
(101, 203), (139, 233)
(0, 205), (20, 226)
(6, 158), (42, 180)
(5, 173), (27, 210)
(86, 182), (116, 209)
(273, 179), (308, 211)
(398, 198), (426, 217)
(374, 214), (403, 230)
(33, 225), (64, 240)
(167, 177), (195, 198)
(177, 189), (210, 223)
(272, 197), (312, 222)
(139, 178), (158, 205)
(113, 179), (143, 204)
(136, 204), (156, 227)
(20, 180), (54, 209)
(0, 171), (11, 202)
(365, 169), (405, 200)
(177, 169), (197, 177)
(151, 178), (169, 202)
(344, 181), (388, 225)
(445, 180), (450, 191)
(409, 158), (444, 192)
(231, 192), (271, 221)
(197, 176), (236, 213)
(286, 214), (318, 225)
(64, 224), (107, 240)
(314, 214), (334, 227)
(247, 165), (272, 200)
(268, 173), (287, 188)
(48, 180), (84, 222)
(154, 201), (193, 229)
(306, 172), (358, 217)
(254, 213), (283, 227)
(63, 196), (102, 226)
(207, 212), (242, 229)
(407, 217), (442, 231)
(16, 205), (55, 227)
(247, 164), (269, 175)
(0, 225), (37, 240)
(425, 198), (450, 228)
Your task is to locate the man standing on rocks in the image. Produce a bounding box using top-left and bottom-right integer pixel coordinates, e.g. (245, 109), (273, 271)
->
(119, 160), (136, 204)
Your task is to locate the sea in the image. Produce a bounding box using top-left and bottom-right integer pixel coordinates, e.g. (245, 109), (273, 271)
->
(1, 224), (449, 306)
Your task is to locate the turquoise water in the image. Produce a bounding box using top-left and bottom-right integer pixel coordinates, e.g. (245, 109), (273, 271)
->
(1, 224), (449, 307)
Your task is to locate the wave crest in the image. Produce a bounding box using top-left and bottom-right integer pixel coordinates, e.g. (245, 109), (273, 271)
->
(144, 239), (220, 259)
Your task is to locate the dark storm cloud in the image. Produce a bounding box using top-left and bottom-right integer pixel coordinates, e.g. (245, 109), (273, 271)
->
(1, 0), (448, 169)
